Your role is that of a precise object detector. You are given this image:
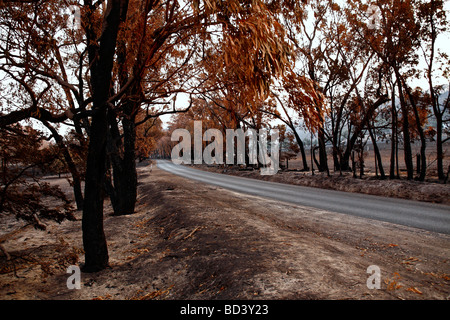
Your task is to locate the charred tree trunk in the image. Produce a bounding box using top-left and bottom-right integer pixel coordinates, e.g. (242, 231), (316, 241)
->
(390, 91), (398, 179)
(110, 112), (137, 215)
(332, 145), (341, 172)
(436, 116), (444, 180)
(395, 71), (414, 180)
(82, 0), (128, 272)
(43, 121), (84, 210)
(105, 30), (140, 216)
(368, 125), (385, 179)
(313, 146), (321, 171)
(291, 128), (309, 171)
(317, 127), (329, 173)
(82, 107), (109, 272)
(402, 81), (427, 181)
(341, 96), (390, 172)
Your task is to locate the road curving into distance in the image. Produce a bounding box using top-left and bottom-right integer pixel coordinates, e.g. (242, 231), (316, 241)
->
(157, 160), (450, 235)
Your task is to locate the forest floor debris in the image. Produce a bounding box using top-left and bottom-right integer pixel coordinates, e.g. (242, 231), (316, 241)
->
(0, 162), (449, 300)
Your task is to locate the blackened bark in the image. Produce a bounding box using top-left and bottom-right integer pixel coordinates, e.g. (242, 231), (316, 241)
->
(292, 129), (309, 171)
(312, 146), (320, 171)
(107, 33), (139, 216)
(340, 96), (390, 172)
(81, 0), (129, 272)
(317, 126), (329, 173)
(116, 113), (137, 215)
(395, 72), (414, 180)
(105, 109), (121, 214)
(436, 116), (444, 180)
(82, 108), (109, 272)
(368, 125), (385, 179)
(390, 92), (398, 179)
(403, 83), (427, 181)
(107, 106), (137, 216)
(43, 121), (84, 210)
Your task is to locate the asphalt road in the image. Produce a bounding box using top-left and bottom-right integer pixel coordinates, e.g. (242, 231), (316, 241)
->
(157, 160), (450, 235)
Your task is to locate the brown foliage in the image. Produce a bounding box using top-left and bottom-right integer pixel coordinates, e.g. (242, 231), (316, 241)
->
(0, 125), (75, 228)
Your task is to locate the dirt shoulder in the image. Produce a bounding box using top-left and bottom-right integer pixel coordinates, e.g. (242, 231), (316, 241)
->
(0, 163), (449, 300)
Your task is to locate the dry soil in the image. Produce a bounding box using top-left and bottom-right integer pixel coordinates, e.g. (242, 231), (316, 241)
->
(0, 163), (449, 300)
